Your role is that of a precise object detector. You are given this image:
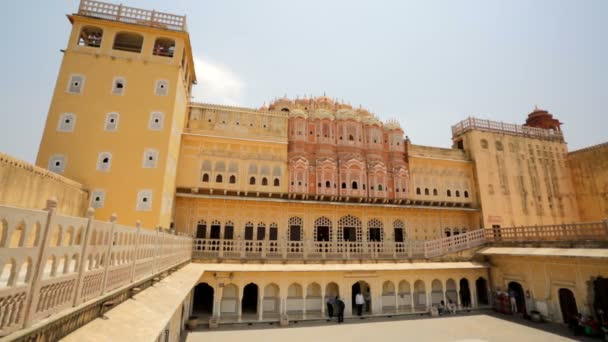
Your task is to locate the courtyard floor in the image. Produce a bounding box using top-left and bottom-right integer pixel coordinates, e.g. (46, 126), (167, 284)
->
(185, 312), (599, 342)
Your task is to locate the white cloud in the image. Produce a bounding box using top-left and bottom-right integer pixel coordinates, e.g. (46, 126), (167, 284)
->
(191, 56), (244, 106)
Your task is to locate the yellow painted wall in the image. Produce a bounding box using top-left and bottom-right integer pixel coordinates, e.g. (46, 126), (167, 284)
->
(408, 144), (477, 208)
(455, 130), (580, 227)
(35, 16), (194, 228)
(569, 143), (608, 221)
(0, 152), (88, 216)
(489, 254), (608, 321)
(177, 104), (289, 194)
(174, 196), (480, 240)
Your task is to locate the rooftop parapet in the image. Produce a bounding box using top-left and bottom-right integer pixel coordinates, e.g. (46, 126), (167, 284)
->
(452, 117), (564, 143)
(77, 0), (187, 32)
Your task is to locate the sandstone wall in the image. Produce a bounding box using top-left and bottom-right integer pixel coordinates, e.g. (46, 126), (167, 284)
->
(569, 142), (608, 221)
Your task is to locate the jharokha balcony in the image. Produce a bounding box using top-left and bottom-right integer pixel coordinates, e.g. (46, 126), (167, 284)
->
(192, 221), (608, 262)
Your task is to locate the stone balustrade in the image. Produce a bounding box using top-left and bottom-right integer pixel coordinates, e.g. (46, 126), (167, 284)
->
(0, 200), (192, 337)
(193, 221), (608, 261)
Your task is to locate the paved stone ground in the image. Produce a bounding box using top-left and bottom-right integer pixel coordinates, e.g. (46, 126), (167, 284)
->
(186, 312), (599, 342)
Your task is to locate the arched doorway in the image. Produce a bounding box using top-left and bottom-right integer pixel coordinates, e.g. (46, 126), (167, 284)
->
(352, 280), (371, 315)
(593, 277), (608, 322)
(558, 288), (578, 323)
(459, 278), (471, 308)
(242, 283), (258, 315)
(193, 283), (214, 317)
(508, 282), (526, 315)
(476, 277), (489, 305)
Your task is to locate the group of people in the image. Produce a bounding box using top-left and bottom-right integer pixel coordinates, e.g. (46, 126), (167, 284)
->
(82, 32), (102, 47)
(569, 313), (608, 338)
(326, 296), (345, 323)
(153, 43), (175, 57)
(438, 299), (457, 315)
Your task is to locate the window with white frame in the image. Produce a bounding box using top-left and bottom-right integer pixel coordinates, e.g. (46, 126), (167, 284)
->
(112, 77), (126, 95)
(155, 80), (168, 96)
(57, 113), (76, 132)
(136, 190), (153, 211)
(90, 189), (106, 208)
(142, 149), (159, 168)
(67, 74), (85, 94)
(148, 112), (164, 130)
(104, 112), (119, 131)
(48, 154), (66, 173)
(96, 152), (112, 171)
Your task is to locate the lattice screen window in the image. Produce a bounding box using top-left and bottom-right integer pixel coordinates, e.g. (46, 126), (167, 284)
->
(90, 189), (105, 209)
(196, 220), (207, 239)
(288, 217), (303, 241)
(155, 79), (168, 96)
(67, 74), (85, 94)
(210, 220), (221, 239)
(367, 218), (384, 242)
(149, 112), (164, 130)
(393, 220), (405, 241)
(314, 216), (333, 242)
(337, 215), (361, 242)
(224, 221), (234, 239)
(104, 112), (119, 131)
(57, 113), (76, 132)
(244, 222), (254, 240)
(269, 223), (278, 240)
(257, 223), (266, 240)
(48, 154), (66, 173)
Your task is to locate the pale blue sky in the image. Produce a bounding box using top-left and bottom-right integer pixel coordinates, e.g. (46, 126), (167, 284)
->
(1, 0), (606, 163)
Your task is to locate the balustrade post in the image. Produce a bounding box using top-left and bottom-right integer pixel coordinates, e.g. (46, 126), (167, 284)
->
(407, 241), (412, 259)
(346, 242), (350, 260)
(117, 4), (123, 20)
(152, 227), (161, 273)
(100, 214), (118, 294)
(219, 236), (225, 258)
(72, 207), (95, 306)
(129, 221), (141, 283)
(303, 239), (308, 259)
(281, 237), (287, 260)
(23, 198), (58, 328)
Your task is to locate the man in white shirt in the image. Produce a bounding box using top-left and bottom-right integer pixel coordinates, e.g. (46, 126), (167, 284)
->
(355, 292), (365, 316)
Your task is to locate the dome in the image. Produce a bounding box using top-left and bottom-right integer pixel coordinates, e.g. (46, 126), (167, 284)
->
(289, 108), (308, 119)
(384, 119), (402, 131)
(362, 115), (381, 126)
(335, 109), (360, 122)
(311, 109), (334, 121)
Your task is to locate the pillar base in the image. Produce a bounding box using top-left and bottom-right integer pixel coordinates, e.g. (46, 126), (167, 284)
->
(280, 315), (289, 327)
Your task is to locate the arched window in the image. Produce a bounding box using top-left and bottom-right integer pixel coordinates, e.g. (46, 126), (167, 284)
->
(464, 190), (469, 198)
(325, 181), (331, 188)
(416, 187), (421, 195)
(153, 38), (175, 57)
(274, 178), (280, 186)
(433, 189), (438, 196)
(249, 176), (256, 185)
(229, 175), (236, 184)
(216, 174), (223, 183)
(352, 181), (358, 190)
(456, 190), (460, 197)
(378, 184), (383, 191)
(496, 141), (504, 151)
(481, 139), (488, 149)
(262, 177), (268, 186)
(348, 135), (354, 141)
(341, 182), (346, 189)
(202, 173), (209, 182)
(288, 217), (303, 241)
(113, 32), (144, 53)
(447, 190), (452, 197)
(78, 26), (103, 47)
(424, 188), (429, 195)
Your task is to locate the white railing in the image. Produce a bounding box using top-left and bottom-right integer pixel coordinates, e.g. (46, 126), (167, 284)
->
(192, 229), (488, 261)
(78, 0), (187, 31)
(0, 200), (192, 337)
(451, 117), (564, 142)
(192, 220), (608, 261)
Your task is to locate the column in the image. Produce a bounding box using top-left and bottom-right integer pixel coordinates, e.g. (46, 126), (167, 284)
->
(456, 282), (462, 310)
(215, 286), (224, 319)
(258, 289), (263, 321)
(237, 286), (243, 322)
(345, 282), (353, 316)
(410, 291), (415, 312)
(426, 284), (432, 310)
(395, 283), (399, 313)
(470, 280), (478, 308)
(321, 285), (326, 318)
(303, 287), (307, 319)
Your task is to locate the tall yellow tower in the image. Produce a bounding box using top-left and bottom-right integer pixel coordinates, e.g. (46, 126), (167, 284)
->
(36, 1), (196, 228)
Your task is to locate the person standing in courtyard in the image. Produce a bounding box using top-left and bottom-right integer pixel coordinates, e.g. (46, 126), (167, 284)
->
(335, 296), (345, 323)
(326, 295), (334, 319)
(356, 292), (365, 316)
(509, 290), (518, 313)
